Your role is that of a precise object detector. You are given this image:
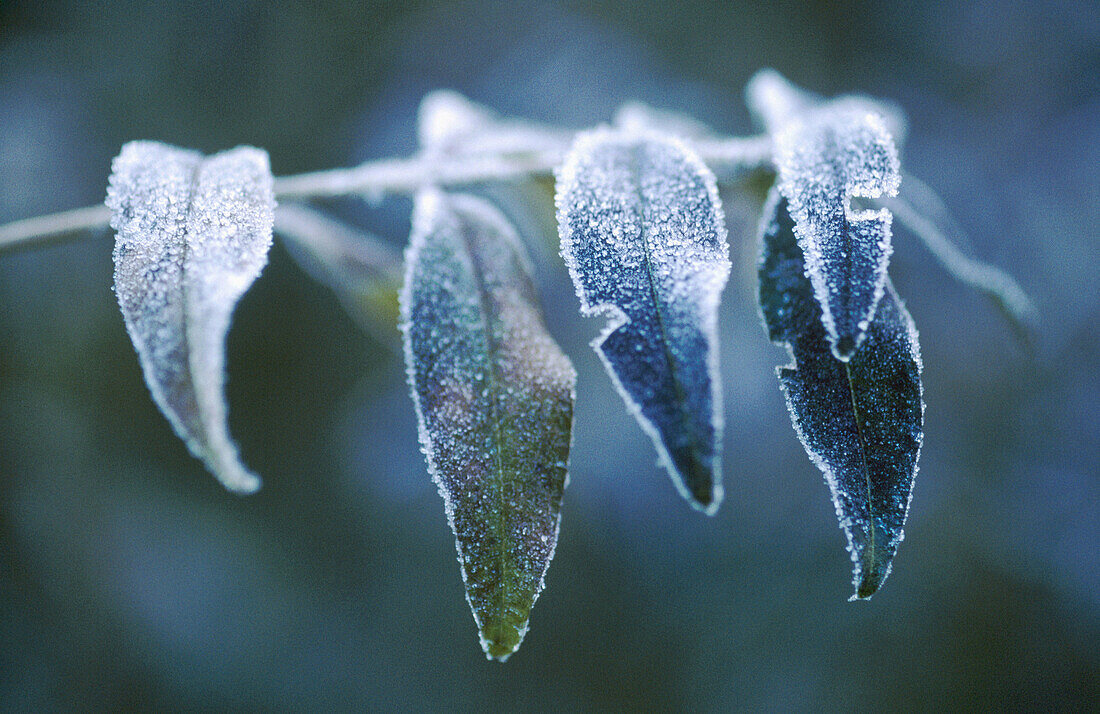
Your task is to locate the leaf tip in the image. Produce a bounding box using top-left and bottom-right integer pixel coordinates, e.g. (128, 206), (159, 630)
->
(477, 620), (526, 663)
(850, 567), (888, 601)
(831, 333), (859, 361)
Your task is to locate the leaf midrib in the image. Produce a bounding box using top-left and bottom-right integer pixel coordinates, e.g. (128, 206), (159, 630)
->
(456, 212), (513, 638)
(630, 144), (707, 496)
(844, 359), (877, 587)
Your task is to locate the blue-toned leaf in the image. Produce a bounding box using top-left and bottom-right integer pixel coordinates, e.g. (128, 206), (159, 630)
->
(107, 141), (275, 494)
(401, 190), (576, 661)
(758, 188), (923, 599)
(556, 128), (730, 513)
(746, 69), (909, 150)
(747, 69), (903, 360)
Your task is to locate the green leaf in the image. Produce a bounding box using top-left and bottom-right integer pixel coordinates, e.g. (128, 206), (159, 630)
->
(758, 188), (924, 599)
(274, 204), (402, 346)
(400, 190), (576, 661)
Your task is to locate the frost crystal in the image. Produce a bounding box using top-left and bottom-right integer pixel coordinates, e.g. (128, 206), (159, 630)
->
(747, 69), (904, 360)
(556, 127), (730, 513)
(401, 190), (576, 661)
(107, 141), (275, 493)
(758, 188), (923, 599)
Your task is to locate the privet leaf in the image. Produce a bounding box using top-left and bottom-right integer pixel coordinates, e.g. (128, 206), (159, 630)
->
(401, 190), (576, 661)
(107, 141), (275, 493)
(747, 69), (903, 361)
(556, 128), (730, 513)
(758, 188), (923, 599)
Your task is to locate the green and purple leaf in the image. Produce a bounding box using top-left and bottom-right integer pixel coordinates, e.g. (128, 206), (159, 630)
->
(401, 190), (576, 661)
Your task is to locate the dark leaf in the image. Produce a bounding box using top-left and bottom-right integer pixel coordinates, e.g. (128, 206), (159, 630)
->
(556, 128), (730, 513)
(759, 188), (924, 599)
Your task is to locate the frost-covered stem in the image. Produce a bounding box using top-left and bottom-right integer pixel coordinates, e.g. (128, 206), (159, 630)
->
(0, 204), (112, 252)
(0, 134), (772, 253)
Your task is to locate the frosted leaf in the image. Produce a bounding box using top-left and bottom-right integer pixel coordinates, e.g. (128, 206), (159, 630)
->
(417, 90), (500, 151)
(758, 188), (923, 599)
(744, 69), (820, 136)
(776, 106), (900, 360)
(107, 141), (275, 493)
(745, 68), (908, 148)
(747, 70), (904, 359)
(885, 175), (1036, 340)
(612, 101), (717, 139)
(556, 128), (730, 513)
(417, 91), (568, 158)
(400, 190), (576, 662)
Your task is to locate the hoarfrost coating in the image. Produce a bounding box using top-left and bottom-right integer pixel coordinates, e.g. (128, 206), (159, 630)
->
(107, 141), (275, 493)
(556, 128), (730, 513)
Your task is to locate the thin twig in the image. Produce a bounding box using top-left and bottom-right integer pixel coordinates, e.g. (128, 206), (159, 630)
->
(886, 181), (1036, 335)
(0, 204), (112, 253)
(0, 134), (772, 254)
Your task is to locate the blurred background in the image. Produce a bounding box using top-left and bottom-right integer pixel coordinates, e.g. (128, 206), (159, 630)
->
(1, 0), (1096, 710)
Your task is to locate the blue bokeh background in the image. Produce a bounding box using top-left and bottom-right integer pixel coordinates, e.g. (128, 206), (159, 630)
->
(1, 1), (1096, 709)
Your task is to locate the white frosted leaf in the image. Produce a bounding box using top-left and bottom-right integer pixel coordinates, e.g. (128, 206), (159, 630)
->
(417, 90), (500, 151)
(751, 71), (903, 360)
(612, 101), (717, 139)
(758, 188), (923, 599)
(556, 128), (730, 513)
(416, 91), (568, 160)
(401, 191), (576, 662)
(107, 141), (275, 493)
(745, 69), (908, 148)
(744, 69), (821, 136)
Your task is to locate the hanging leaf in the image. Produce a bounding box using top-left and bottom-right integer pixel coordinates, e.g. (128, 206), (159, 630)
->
(758, 188), (923, 599)
(745, 69), (908, 150)
(746, 69), (903, 360)
(274, 204), (402, 346)
(107, 141), (275, 493)
(401, 190), (576, 661)
(556, 128), (730, 513)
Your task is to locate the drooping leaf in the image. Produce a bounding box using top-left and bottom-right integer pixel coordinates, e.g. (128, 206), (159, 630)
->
(107, 141), (275, 493)
(274, 204), (402, 346)
(747, 69), (903, 360)
(612, 101), (717, 139)
(745, 69), (908, 150)
(400, 190), (576, 661)
(556, 128), (730, 513)
(758, 188), (923, 599)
